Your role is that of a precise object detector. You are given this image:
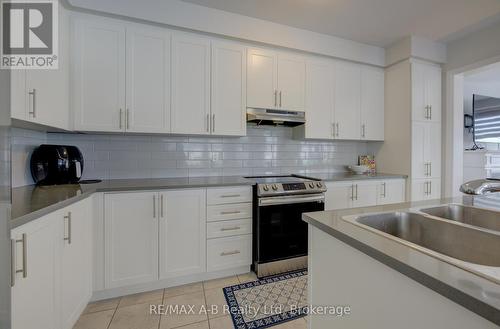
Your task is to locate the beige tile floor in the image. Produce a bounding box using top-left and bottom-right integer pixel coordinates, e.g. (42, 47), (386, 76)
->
(74, 273), (308, 329)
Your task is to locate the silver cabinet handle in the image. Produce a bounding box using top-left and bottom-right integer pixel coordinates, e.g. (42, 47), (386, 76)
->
(428, 163), (432, 176)
(28, 89), (36, 118)
(381, 182), (386, 197)
(350, 185), (354, 201)
(220, 226), (241, 231)
(279, 90), (282, 107)
(11, 239), (16, 287)
(429, 105), (432, 120)
(206, 113), (210, 132)
(126, 109), (130, 130)
(424, 181), (430, 195)
(220, 210), (241, 215)
(212, 114), (215, 133)
(64, 212), (72, 244)
(220, 250), (241, 256)
(160, 194), (164, 218)
(361, 124), (366, 138)
(14, 234), (27, 279)
(336, 123), (339, 137)
(220, 194), (241, 198)
(153, 195), (156, 218)
(355, 184), (358, 200)
(274, 90), (277, 107)
(119, 109), (123, 129)
(332, 122), (335, 137)
(429, 181), (432, 195)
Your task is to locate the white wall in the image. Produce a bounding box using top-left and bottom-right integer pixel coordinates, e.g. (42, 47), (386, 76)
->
(443, 19), (500, 196)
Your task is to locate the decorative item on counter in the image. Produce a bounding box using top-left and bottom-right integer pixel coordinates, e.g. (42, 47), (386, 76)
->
(359, 155), (376, 174)
(348, 165), (369, 174)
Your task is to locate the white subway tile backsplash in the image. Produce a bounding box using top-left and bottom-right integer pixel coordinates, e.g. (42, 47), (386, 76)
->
(12, 126), (370, 186)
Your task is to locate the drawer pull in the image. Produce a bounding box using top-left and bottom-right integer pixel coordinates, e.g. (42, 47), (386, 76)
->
(220, 250), (241, 256)
(220, 194), (241, 198)
(220, 226), (241, 231)
(220, 210), (241, 215)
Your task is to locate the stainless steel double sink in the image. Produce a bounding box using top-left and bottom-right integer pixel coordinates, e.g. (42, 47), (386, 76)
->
(349, 204), (500, 267)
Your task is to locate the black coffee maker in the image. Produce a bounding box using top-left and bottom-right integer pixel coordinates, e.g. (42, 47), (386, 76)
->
(30, 145), (84, 185)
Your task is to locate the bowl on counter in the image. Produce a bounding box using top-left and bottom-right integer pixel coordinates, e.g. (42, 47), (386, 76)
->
(348, 165), (369, 174)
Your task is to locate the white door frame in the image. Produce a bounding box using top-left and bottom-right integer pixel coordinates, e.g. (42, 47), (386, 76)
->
(444, 55), (500, 197)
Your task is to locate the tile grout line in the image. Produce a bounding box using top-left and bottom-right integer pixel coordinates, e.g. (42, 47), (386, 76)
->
(105, 298), (121, 329)
(202, 283), (211, 329)
(158, 288), (166, 329)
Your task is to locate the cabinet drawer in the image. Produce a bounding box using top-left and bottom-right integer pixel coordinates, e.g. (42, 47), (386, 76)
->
(207, 235), (252, 272)
(207, 218), (252, 239)
(207, 203), (252, 222)
(207, 186), (252, 205)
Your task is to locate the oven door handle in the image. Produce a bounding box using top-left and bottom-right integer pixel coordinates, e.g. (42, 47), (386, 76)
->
(258, 194), (325, 206)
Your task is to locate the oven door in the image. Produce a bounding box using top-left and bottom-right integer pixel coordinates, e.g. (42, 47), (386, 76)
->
(256, 194), (324, 263)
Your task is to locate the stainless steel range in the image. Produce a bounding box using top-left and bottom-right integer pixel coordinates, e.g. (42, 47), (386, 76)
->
(245, 175), (326, 277)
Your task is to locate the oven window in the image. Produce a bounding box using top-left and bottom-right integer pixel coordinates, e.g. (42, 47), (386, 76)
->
(257, 201), (324, 262)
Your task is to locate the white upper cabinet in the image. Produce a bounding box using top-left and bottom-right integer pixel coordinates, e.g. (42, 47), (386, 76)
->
(334, 61), (361, 140)
(211, 41), (247, 136)
(412, 62), (441, 123)
(159, 189), (206, 279)
(126, 26), (171, 133)
(73, 17), (126, 132)
(171, 34), (211, 134)
(11, 6), (70, 130)
(302, 59), (334, 139)
(247, 48), (305, 111)
(247, 48), (278, 109)
(361, 66), (385, 141)
(294, 60), (335, 139)
(104, 192), (159, 288)
(277, 54), (305, 111)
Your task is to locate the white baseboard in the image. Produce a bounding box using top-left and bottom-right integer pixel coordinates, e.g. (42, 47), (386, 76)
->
(90, 266), (251, 302)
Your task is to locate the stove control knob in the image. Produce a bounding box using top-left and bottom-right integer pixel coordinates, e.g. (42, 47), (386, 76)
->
(272, 184), (278, 191)
(263, 184), (269, 191)
(316, 182), (323, 188)
(308, 182), (315, 188)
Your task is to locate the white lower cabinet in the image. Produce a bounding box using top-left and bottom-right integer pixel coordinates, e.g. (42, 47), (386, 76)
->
(325, 179), (406, 210)
(159, 189), (206, 279)
(376, 179), (406, 205)
(61, 198), (93, 329)
(11, 212), (61, 329)
(11, 198), (92, 329)
(352, 181), (378, 208)
(104, 192), (159, 288)
(325, 181), (354, 210)
(207, 235), (252, 272)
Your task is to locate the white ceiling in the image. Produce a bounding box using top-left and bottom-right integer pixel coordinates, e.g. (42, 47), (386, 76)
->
(181, 0), (500, 47)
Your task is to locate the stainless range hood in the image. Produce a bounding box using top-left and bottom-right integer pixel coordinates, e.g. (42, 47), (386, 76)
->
(246, 108), (305, 127)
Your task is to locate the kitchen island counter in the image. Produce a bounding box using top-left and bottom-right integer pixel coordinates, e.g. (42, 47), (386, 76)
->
(303, 195), (500, 328)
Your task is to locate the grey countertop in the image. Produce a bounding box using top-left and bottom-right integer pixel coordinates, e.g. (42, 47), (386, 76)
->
(11, 176), (253, 228)
(10, 172), (407, 229)
(310, 172), (406, 181)
(303, 195), (500, 325)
